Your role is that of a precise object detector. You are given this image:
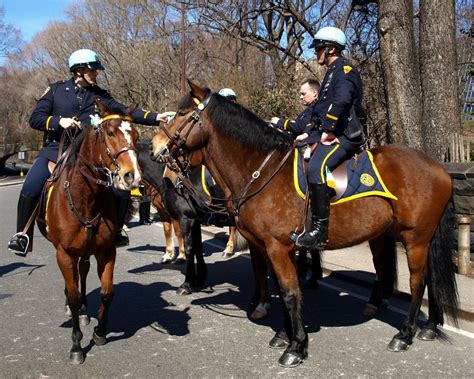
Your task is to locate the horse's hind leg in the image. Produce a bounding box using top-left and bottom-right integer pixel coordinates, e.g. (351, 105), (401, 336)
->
(161, 220), (176, 263)
(57, 248), (84, 364)
(364, 234), (396, 317)
(174, 219), (186, 264)
(78, 257), (91, 326)
(222, 226), (235, 257)
(93, 248), (116, 346)
(387, 242), (428, 352)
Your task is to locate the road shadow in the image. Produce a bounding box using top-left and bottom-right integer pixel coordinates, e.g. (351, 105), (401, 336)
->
(0, 262), (45, 277)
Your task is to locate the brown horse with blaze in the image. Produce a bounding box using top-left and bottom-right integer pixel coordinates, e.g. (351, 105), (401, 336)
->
(37, 100), (140, 364)
(151, 81), (458, 367)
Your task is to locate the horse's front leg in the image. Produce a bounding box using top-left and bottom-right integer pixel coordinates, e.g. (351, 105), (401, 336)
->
(93, 247), (116, 346)
(78, 256), (91, 326)
(57, 248), (84, 364)
(191, 221), (207, 287)
(268, 243), (308, 367)
(248, 244), (271, 320)
(176, 218), (195, 295)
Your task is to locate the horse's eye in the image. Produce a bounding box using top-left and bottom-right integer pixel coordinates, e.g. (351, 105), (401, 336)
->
(107, 131), (114, 137)
(178, 111), (187, 117)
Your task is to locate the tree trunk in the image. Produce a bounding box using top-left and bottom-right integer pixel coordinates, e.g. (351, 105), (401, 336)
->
(378, 0), (423, 149)
(419, 0), (461, 161)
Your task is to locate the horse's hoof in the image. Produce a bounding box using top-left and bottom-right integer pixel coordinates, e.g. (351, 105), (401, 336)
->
(222, 250), (234, 258)
(250, 303), (270, 320)
(387, 337), (410, 352)
(417, 327), (438, 341)
(79, 314), (90, 327)
(362, 303), (378, 317)
(65, 305), (72, 317)
(174, 257), (186, 265)
(176, 283), (192, 296)
(269, 335), (290, 349)
(93, 332), (107, 346)
(161, 256), (174, 264)
(69, 350), (85, 365)
(278, 352), (304, 367)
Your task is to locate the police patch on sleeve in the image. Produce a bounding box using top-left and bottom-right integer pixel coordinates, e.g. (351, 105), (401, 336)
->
(40, 86), (51, 98)
(343, 65), (352, 74)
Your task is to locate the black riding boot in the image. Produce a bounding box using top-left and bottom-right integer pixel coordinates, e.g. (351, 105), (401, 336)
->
(8, 194), (38, 257)
(295, 183), (330, 250)
(114, 195), (130, 247)
(139, 199), (152, 225)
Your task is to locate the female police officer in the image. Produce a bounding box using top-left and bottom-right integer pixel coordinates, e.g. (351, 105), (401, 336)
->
(8, 48), (173, 256)
(293, 27), (364, 250)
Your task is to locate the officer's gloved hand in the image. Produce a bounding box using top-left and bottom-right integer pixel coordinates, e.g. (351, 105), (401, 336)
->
(156, 111), (176, 124)
(59, 117), (82, 129)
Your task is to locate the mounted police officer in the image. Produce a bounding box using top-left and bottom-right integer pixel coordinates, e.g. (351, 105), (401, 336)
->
(8, 48), (174, 256)
(293, 27), (364, 250)
(270, 78), (320, 144)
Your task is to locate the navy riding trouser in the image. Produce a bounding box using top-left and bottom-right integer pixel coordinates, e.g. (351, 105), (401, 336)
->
(21, 156), (51, 199)
(307, 144), (351, 185)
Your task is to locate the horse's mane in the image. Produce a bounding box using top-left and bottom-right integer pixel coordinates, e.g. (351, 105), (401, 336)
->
(64, 126), (91, 170)
(189, 91), (293, 153)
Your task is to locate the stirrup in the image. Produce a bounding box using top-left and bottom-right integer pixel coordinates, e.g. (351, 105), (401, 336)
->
(8, 232), (30, 257)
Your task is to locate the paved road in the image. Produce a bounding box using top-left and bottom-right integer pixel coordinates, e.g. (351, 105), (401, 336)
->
(0, 184), (473, 377)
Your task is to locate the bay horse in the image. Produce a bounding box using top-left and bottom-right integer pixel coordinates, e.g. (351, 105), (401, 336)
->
(36, 100), (140, 364)
(151, 81), (458, 367)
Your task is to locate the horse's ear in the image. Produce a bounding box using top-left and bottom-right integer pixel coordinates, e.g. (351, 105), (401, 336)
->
(96, 98), (110, 117)
(187, 79), (206, 101)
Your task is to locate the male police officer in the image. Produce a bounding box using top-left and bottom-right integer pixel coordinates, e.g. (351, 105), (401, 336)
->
(295, 27), (364, 250)
(271, 78), (320, 144)
(8, 49), (174, 256)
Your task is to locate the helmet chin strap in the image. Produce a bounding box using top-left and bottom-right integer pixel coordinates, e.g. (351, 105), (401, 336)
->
(75, 67), (95, 87)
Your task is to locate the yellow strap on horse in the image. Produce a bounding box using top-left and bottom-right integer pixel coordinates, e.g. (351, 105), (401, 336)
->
(101, 114), (133, 122)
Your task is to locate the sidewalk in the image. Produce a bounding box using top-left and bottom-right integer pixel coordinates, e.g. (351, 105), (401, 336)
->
(203, 225), (474, 335)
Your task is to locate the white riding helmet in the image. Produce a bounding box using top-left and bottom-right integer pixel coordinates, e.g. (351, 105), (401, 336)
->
(218, 88), (237, 99)
(310, 26), (347, 51)
(68, 49), (105, 72)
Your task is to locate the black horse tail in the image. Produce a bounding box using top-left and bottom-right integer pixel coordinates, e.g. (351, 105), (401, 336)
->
(428, 199), (459, 328)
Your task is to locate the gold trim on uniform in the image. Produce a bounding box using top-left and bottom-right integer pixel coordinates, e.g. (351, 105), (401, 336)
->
(343, 65), (353, 74)
(46, 116), (53, 130)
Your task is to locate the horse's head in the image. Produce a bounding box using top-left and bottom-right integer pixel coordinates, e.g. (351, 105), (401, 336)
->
(95, 99), (141, 191)
(151, 81), (211, 167)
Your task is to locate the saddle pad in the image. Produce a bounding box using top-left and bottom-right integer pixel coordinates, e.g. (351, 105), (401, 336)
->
(44, 183), (55, 223)
(201, 165), (216, 197)
(294, 149), (397, 205)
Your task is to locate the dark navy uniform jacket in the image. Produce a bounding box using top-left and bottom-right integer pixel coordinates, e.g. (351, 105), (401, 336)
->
(30, 78), (160, 162)
(274, 101), (321, 144)
(314, 57), (363, 151)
